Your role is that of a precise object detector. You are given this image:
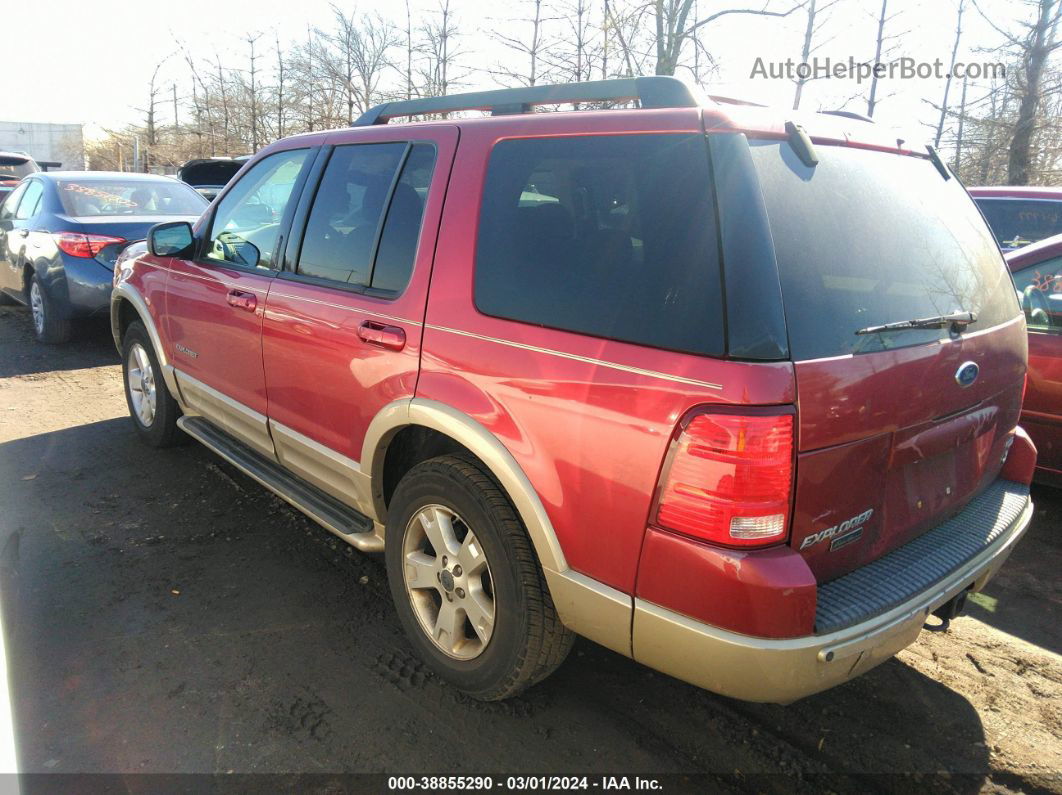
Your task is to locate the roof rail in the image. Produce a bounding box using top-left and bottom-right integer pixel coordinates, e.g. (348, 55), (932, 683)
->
(819, 109), (874, 123)
(353, 76), (704, 126)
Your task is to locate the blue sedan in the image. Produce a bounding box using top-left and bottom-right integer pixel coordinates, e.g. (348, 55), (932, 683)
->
(0, 171), (207, 343)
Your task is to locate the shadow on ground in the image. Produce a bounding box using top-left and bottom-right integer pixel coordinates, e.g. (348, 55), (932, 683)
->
(961, 484), (1062, 655)
(0, 307), (116, 378)
(0, 417), (999, 789)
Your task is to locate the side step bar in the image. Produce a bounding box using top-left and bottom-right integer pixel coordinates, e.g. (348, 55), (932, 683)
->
(179, 416), (384, 553)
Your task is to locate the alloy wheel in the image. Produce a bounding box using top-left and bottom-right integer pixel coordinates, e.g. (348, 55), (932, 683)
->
(29, 282), (44, 336)
(126, 343), (157, 427)
(402, 504), (496, 660)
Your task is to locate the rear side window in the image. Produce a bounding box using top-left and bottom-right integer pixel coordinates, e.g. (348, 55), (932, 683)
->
(297, 142), (435, 293)
(15, 181), (44, 220)
(750, 142), (1019, 360)
(1, 182), (29, 220)
(474, 134), (724, 356)
(975, 198), (1062, 249)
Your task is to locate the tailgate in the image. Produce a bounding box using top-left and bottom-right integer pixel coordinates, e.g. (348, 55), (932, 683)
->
(792, 320), (1025, 581)
(746, 138), (1026, 581)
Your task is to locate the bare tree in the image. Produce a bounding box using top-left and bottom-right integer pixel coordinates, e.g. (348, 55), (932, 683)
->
(243, 33), (264, 151)
(651, 0), (804, 76)
(934, 0), (967, 147)
(491, 0), (556, 87)
(405, 0), (417, 100)
(418, 0), (465, 97)
(548, 0), (601, 84)
(953, 75), (968, 171)
(792, 0), (840, 109)
(866, 0), (887, 116)
(318, 6), (399, 123)
(974, 0), (1062, 184)
(275, 32), (286, 140)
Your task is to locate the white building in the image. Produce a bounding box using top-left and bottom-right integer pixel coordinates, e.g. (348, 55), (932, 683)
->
(0, 121), (84, 170)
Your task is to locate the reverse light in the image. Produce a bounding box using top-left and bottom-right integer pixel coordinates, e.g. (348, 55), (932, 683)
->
(655, 411), (794, 547)
(53, 232), (126, 259)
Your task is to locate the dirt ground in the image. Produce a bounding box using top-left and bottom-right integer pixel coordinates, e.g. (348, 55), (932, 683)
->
(0, 304), (1059, 792)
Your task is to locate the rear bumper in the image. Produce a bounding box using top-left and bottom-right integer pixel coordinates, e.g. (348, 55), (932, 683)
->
(61, 256), (113, 316)
(631, 481), (1032, 704)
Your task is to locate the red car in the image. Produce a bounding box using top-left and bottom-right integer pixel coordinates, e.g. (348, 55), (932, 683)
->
(969, 185), (1062, 251)
(1007, 233), (1062, 485)
(111, 77), (1035, 704)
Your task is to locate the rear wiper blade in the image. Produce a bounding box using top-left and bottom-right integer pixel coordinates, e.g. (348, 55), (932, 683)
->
(855, 311), (976, 336)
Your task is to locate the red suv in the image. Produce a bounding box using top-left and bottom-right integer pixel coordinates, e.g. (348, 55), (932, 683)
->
(111, 78), (1036, 703)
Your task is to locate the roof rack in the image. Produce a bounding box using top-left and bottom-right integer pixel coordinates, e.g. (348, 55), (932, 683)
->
(353, 76), (704, 126)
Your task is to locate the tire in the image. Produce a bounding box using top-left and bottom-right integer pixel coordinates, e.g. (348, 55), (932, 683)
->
(122, 321), (183, 448)
(385, 454), (574, 701)
(28, 274), (72, 344)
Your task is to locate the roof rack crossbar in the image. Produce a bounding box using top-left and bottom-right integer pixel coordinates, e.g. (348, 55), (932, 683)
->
(353, 76), (704, 126)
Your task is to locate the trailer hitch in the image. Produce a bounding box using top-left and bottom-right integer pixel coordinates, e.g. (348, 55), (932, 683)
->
(924, 590), (969, 633)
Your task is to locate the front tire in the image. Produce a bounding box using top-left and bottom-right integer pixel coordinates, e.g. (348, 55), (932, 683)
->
(29, 274), (71, 344)
(385, 455), (574, 701)
(122, 321), (182, 448)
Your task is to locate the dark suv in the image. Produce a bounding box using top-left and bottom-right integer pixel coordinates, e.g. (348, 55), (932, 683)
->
(112, 77), (1035, 703)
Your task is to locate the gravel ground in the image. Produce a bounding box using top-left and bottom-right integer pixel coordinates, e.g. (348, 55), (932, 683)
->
(0, 304), (1059, 792)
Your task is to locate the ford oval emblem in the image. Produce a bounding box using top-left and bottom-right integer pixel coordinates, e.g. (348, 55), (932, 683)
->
(955, 361), (979, 388)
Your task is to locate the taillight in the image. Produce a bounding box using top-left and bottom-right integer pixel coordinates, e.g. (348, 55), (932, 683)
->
(655, 411), (794, 547)
(53, 232), (126, 258)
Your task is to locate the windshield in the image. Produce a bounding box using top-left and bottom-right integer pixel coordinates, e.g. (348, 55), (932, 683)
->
(748, 141), (1019, 360)
(974, 197), (1062, 249)
(57, 179), (207, 218)
(0, 156), (37, 180)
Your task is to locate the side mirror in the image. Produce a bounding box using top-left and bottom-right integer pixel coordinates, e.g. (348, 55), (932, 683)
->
(149, 221), (194, 258)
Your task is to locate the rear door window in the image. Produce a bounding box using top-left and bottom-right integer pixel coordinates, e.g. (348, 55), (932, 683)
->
(474, 134), (724, 356)
(295, 141), (434, 293)
(749, 142), (1019, 360)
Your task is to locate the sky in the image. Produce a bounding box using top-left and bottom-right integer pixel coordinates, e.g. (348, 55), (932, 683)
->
(6, 0), (1032, 147)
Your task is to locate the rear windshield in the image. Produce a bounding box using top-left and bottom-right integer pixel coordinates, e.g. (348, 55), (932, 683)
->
(58, 179), (207, 218)
(0, 156), (37, 180)
(749, 141), (1019, 360)
(974, 197), (1062, 249)
(475, 134), (724, 356)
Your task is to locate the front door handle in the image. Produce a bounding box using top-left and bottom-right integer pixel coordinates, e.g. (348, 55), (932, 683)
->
(226, 289), (257, 312)
(357, 320), (406, 351)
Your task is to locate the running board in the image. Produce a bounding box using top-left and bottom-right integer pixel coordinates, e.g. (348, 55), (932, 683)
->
(178, 416), (383, 553)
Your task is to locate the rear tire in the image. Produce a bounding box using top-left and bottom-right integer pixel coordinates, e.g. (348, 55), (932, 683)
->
(385, 454), (574, 701)
(29, 274), (71, 344)
(122, 321), (183, 448)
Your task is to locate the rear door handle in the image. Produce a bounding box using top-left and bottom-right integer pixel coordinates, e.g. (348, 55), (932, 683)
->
(357, 320), (406, 351)
(226, 289), (257, 312)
